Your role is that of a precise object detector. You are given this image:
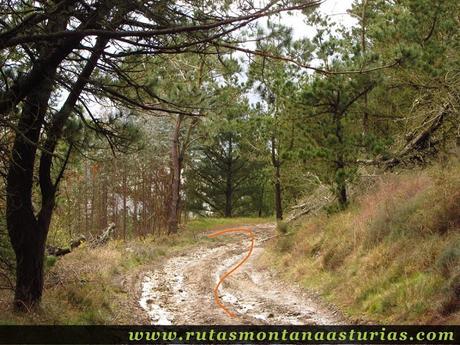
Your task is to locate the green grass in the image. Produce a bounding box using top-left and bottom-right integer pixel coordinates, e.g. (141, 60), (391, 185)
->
(262, 161), (460, 324)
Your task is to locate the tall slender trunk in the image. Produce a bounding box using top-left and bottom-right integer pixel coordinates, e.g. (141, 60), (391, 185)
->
(100, 172), (108, 230)
(90, 169), (95, 233)
(224, 135), (233, 218)
(271, 137), (283, 220)
(122, 168), (127, 240)
(258, 183), (265, 217)
(334, 111), (348, 208)
(274, 164), (283, 220)
(224, 177), (233, 218)
(361, 0), (369, 134)
(167, 115), (183, 234)
(167, 61), (204, 229)
(133, 174), (138, 236)
(141, 171), (146, 235)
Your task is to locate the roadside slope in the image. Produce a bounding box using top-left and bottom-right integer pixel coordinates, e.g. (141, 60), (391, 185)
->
(263, 162), (460, 324)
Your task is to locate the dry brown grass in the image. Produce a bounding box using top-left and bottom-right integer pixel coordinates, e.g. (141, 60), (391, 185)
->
(0, 217), (266, 324)
(264, 161), (460, 324)
(0, 241), (147, 324)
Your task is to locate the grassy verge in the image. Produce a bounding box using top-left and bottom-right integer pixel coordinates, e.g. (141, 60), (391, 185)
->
(0, 217), (269, 324)
(262, 162), (460, 324)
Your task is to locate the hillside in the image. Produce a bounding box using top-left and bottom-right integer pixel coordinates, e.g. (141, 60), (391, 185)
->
(263, 161), (460, 324)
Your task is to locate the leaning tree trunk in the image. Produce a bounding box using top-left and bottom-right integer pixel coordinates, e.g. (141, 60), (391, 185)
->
(7, 15), (71, 309)
(6, 78), (55, 310)
(7, 33), (108, 310)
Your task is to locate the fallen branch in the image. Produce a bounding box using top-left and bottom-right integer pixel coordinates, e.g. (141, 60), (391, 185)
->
(286, 184), (334, 222)
(386, 103), (450, 167)
(89, 223), (116, 247)
(46, 235), (86, 257)
(358, 102), (453, 169)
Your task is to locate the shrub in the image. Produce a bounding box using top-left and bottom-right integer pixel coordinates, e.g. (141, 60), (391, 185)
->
(276, 221), (289, 234)
(45, 255), (58, 271)
(275, 233), (295, 253)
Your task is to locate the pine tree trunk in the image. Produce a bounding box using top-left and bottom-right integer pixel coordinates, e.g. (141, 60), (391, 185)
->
(167, 115), (183, 234)
(224, 186), (233, 218)
(6, 77), (54, 310)
(122, 169), (127, 240)
(271, 137), (283, 220)
(334, 112), (348, 208)
(6, 13), (107, 309)
(338, 182), (348, 207)
(274, 164), (283, 220)
(224, 135), (233, 218)
(100, 173), (108, 230)
(12, 218), (48, 310)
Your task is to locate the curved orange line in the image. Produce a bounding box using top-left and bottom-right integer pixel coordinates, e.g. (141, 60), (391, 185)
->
(207, 227), (255, 318)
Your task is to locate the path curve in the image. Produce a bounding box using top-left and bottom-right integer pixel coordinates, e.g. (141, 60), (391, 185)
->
(139, 224), (342, 325)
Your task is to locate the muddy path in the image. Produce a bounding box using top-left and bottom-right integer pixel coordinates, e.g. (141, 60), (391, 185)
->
(139, 224), (342, 325)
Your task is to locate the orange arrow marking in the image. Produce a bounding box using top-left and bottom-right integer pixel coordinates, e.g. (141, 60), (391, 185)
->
(207, 227), (255, 318)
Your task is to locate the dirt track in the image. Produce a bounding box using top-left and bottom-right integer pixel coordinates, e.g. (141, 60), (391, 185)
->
(139, 224), (342, 325)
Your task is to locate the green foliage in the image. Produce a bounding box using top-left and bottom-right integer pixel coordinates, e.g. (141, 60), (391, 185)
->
(276, 221), (289, 234)
(185, 80), (273, 217)
(44, 256), (58, 271)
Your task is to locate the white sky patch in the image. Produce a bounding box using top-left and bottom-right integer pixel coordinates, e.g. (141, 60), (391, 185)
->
(293, 0), (356, 39)
(238, 0), (355, 51)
